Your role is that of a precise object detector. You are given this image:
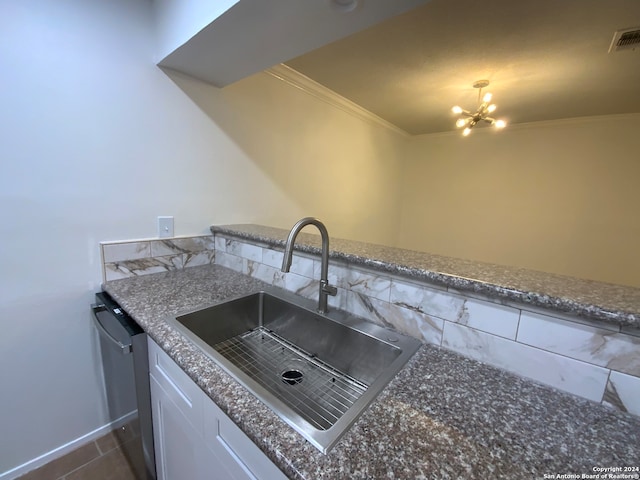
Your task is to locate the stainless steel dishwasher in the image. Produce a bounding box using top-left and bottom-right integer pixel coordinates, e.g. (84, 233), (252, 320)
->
(92, 291), (156, 479)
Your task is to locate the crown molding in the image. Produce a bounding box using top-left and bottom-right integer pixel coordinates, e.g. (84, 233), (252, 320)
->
(265, 64), (409, 137)
(509, 112), (640, 130)
(265, 64), (639, 139)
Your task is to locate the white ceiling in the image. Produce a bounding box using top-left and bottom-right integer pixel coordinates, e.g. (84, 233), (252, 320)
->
(285, 0), (640, 135)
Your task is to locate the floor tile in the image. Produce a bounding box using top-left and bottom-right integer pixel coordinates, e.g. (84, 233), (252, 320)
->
(17, 442), (100, 480)
(65, 443), (140, 480)
(95, 421), (139, 454)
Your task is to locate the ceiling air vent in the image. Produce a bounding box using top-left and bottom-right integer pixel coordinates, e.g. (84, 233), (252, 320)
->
(608, 27), (640, 53)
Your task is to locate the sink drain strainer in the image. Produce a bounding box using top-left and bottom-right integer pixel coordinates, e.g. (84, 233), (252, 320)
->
(281, 369), (304, 385)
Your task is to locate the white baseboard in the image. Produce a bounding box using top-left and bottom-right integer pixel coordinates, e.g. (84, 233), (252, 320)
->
(0, 411), (137, 480)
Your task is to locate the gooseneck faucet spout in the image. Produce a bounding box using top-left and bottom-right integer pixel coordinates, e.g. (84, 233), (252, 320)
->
(281, 217), (337, 314)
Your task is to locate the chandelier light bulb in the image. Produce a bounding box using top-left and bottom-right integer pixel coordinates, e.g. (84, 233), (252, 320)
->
(462, 127), (472, 136)
(452, 105), (463, 114)
(456, 118), (468, 128)
(494, 119), (507, 129)
(483, 92), (492, 103)
(487, 104), (497, 113)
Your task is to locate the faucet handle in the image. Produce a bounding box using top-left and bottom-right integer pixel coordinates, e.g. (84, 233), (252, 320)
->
(321, 280), (337, 297)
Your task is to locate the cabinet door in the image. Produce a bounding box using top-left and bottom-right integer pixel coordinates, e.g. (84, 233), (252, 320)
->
(203, 399), (287, 480)
(148, 339), (286, 480)
(151, 375), (236, 480)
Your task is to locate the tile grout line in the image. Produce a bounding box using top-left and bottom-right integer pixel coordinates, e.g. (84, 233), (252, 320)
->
(54, 440), (103, 480)
(95, 438), (106, 456)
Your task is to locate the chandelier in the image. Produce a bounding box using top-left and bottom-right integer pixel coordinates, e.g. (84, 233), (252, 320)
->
(451, 80), (506, 136)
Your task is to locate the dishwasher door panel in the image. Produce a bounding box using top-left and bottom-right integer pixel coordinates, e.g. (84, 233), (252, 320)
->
(92, 293), (156, 479)
(93, 304), (138, 420)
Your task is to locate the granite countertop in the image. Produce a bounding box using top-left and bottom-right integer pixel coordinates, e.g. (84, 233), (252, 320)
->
(211, 224), (640, 328)
(104, 264), (640, 480)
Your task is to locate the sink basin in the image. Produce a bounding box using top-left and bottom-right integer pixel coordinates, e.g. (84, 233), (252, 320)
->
(168, 289), (421, 453)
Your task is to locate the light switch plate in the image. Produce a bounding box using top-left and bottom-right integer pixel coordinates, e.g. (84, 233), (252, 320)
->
(158, 216), (174, 238)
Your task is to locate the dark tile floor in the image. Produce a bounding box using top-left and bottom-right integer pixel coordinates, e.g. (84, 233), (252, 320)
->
(17, 421), (144, 480)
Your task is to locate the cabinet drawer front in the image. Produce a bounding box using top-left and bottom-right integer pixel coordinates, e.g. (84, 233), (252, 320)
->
(148, 338), (203, 431)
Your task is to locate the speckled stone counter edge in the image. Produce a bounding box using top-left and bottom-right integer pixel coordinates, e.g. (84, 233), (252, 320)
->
(211, 224), (640, 328)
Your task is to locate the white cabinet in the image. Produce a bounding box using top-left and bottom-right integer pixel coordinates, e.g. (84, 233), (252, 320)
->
(148, 338), (287, 480)
(150, 376), (227, 479)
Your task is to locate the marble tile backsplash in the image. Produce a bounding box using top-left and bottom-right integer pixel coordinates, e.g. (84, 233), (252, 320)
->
(213, 233), (640, 417)
(100, 235), (215, 282)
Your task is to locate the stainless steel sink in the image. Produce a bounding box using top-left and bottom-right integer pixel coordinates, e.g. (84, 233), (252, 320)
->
(168, 288), (421, 453)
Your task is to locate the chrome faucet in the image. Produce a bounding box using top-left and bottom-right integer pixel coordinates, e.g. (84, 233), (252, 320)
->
(281, 217), (337, 314)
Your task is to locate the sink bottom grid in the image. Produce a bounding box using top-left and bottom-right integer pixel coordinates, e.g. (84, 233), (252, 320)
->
(213, 327), (368, 430)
